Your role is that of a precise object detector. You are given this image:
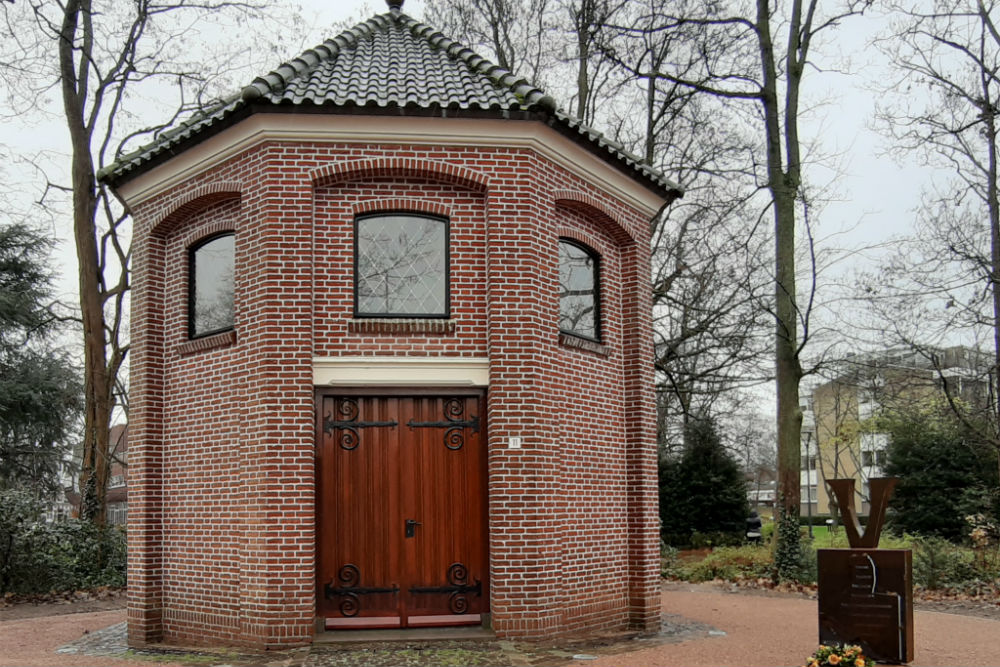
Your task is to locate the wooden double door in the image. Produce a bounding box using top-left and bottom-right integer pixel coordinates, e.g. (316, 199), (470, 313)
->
(316, 390), (488, 628)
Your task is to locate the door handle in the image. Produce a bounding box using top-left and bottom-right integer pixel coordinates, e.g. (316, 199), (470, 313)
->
(405, 519), (421, 538)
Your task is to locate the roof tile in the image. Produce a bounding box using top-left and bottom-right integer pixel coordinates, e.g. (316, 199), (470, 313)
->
(100, 7), (680, 199)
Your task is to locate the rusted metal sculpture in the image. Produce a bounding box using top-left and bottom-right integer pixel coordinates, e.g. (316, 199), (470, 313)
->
(818, 478), (913, 664)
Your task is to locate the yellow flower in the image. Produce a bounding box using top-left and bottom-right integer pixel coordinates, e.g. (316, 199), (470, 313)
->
(854, 659), (866, 667)
(809, 660), (820, 667)
(828, 654), (842, 665)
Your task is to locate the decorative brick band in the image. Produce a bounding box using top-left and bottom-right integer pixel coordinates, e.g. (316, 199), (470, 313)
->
(559, 332), (611, 356)
(310, 158), (490, 192)
(150, 182), (243, 236)
(553, 189), (634, 245)
(176, 329), (236, 356)
(348, 319), (456, 335)
(353, 198), (451, 218)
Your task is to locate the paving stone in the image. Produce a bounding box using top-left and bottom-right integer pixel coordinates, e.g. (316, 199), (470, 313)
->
(55, 614), (714, 667)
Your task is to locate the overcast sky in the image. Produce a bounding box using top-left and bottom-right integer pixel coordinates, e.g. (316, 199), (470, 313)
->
(4, 0), (925, 313)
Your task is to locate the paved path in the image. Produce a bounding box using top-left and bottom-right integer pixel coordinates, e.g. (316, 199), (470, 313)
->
(571, 583), (1000, 667)
(3, 584), (1000, 666)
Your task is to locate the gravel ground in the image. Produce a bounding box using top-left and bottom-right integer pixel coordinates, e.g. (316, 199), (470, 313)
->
(3, 583), (1000, 667)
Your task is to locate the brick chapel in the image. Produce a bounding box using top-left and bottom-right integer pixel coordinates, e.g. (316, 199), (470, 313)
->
(100, 0), (681, 649)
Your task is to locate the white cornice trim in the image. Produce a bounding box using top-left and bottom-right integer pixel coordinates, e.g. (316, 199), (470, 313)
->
(116, 116), (666, 217)
(313, 356), (490, 387)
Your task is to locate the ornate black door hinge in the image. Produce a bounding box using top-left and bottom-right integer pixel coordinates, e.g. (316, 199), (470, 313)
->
(407, 398), (479, 450)
(324, 397), (398, 450)
(324, 564), (399, 617)
(408, 562), (482, 614)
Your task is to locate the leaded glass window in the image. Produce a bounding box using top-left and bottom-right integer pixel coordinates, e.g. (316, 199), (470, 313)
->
(355, 214), (449, 317)
(559, 239), (600, 340)
(189, 233), (235, 338)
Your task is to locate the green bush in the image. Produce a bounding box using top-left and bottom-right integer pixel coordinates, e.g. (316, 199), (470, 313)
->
(912, 534), (977, 589)
(881, 403), (1000, 540)
(674, 545), (772, 582)
(665, 526), (995, 590)
(0, 486), (126, 594)
(660, 542), (680, 578)
(689, 531), (744, 549)
(761, 520), (776, 543)
(659, 418), (750, 548)
(792, 535), (819, 584)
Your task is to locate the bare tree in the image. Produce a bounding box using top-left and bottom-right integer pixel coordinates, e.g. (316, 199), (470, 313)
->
(558, 0), (775, 442)
(424, 0), (555, 89)
(600, 0), (872, 578)
(866, 0), (1000, 478)
(0, 0), (288, 524)
(424, 0), (781, 462)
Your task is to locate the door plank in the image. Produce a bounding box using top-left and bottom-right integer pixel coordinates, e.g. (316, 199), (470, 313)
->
(317, 391), (488, 628)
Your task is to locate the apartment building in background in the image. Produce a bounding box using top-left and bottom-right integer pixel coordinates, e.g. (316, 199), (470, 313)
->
(801, 345), (989, 516)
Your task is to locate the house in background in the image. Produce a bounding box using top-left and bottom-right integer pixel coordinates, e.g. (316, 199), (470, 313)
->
(64, 424), (128, 525)
(99, 0), (680, 650)
(802, 345), (989, 516)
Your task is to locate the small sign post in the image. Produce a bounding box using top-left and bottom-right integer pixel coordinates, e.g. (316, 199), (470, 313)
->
(817, 478), (913, 663)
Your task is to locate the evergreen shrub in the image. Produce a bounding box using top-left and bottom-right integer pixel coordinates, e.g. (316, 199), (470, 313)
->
(0, 486), (126, 594)
(659, 418), (750, 547)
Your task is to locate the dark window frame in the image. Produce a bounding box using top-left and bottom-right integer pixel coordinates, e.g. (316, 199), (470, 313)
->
(558, 238), (602, 343)
(188, 232), (235, 339)
(353, 212), (451, 319)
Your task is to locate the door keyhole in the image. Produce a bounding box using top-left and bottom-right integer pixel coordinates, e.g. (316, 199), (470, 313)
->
(405, 519), (422, 538)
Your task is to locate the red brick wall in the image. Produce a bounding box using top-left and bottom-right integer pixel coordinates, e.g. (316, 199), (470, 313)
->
(126, 134), (660, 648)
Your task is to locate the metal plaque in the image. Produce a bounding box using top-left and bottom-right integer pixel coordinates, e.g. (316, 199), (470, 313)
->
(818, 549), (913, 663)
(818, 477), (912, 663)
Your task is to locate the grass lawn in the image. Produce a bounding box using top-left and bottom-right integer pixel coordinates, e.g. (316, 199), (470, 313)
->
(801, 525), (911, 549)
(803, 525), (842, 546)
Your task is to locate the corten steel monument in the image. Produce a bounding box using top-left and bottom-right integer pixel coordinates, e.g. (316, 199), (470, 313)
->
(100, 0), (681, 649)
(818, 478), (914, 663)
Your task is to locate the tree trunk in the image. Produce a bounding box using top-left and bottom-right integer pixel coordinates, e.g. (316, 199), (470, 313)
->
(575, 0), (591, 121)
(985, 105), (1000, 438)
(758, 0), (803, 578)
(60, 0), (111, 526)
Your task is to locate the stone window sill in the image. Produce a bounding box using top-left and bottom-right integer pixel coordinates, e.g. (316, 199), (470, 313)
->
(348, 319), (456, 335)
(177, 330), (237, 356)
(559, 332), (610, 357)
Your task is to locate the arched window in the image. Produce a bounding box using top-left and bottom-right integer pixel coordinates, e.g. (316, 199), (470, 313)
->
(558, 239), (600, 341)
(189, 233), (235, 338)
(355, 213), (449, 317)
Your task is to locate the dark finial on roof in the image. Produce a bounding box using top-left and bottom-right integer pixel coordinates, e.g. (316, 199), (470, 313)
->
(387, 0), (404, 10)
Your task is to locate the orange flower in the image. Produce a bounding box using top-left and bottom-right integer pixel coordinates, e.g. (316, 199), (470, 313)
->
(854, 659), (866, 667)
(828, 654), (842, 665)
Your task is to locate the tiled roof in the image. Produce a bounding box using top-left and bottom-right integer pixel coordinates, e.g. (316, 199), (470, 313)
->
(100, 4), (680, 199)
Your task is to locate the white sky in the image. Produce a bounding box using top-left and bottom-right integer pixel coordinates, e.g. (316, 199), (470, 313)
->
(4, 0), (925, 328)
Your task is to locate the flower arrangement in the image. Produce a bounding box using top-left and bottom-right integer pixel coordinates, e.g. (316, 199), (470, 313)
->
(804, 644), (875, 667)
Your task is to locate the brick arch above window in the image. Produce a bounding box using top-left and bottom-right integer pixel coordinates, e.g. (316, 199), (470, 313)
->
(177, 219), (237, 252)
(553, 189), (635, 246)
(555, 227), (609, 261)
(310, 159), (490, 193)
(150, 181), (243, 236)
(353, 199), (451, 219)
